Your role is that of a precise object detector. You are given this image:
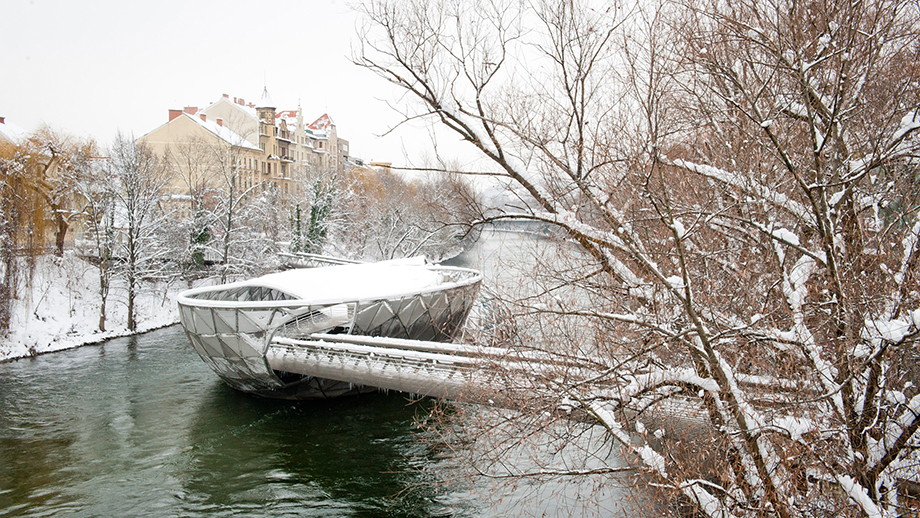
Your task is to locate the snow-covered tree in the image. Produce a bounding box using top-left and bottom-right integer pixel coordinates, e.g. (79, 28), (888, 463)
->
(17, 127), (96, 256)
(290, 202), (305, 254)
(236, 182), (286, 273)
(332, 165), (477, 261)
(163, 136), (218, 275)
(107, 133), (170, 331)
(73, 156), (118, 331)
(204, 136), (262, 282)
(358, 0), (920, 515)
(305, 176), (334, 254)
(158, 117), (269, 281)
(0, 139), (33, 331)
(0, 128), (95, 331)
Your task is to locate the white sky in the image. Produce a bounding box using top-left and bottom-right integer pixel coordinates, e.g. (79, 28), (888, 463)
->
(0, 0), (457, 165)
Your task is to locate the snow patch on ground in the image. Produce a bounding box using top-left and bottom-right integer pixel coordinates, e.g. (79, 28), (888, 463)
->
(0, 253), (186, 363)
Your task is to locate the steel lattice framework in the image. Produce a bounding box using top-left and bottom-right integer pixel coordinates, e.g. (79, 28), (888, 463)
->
(177, 262), (483, 398)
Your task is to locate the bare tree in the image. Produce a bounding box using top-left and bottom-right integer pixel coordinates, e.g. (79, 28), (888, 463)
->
(108, 133), (170, 332)
(205, 134), (259, 281)
(18, 126), (96, 256)
(161, 119), (270, 282)
(357, 0), (920, 515)
(235, 181), (286, 274)
(164, 136), (217, 274)
(0, 139), (34, 331)
(74, 156), (117, 331)
(0, 128), (95, 331)
(331, 165), (478, 261)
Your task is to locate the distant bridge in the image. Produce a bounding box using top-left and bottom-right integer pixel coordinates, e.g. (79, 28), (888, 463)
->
(488, 219), (560, 237)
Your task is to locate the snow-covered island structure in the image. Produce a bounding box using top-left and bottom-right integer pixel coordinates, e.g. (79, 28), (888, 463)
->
(177, 258), (482, 399)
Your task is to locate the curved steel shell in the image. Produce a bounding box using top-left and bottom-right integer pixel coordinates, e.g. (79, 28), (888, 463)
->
(177, 262), (482, 398)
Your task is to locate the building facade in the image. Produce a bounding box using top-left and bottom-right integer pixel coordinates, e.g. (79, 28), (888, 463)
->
(138, 108), (262, 220)
(200, 89), (352, 194)
(140, 88), (353, 206)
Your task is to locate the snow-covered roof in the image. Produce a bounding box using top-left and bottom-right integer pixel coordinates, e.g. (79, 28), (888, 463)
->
(305, 127), (329, 140)
(258, 86), (275, 108)
(202, 97), (258, 120)
(177, 256), (480, 308)
(254, 261), (442, 303)
(308, 113), (334, 133)
(276, 110), (298, 128)
(183, 113), (260, 151)
(0, 118), (26, 144)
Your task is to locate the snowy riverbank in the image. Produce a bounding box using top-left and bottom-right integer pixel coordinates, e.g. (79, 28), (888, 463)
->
(0, 253), (189, 363)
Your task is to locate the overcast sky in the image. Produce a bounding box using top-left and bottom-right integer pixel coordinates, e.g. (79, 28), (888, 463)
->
(0, 0), (451, 165)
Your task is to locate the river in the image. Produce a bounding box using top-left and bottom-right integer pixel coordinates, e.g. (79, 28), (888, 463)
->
(0, 229), (636, 517)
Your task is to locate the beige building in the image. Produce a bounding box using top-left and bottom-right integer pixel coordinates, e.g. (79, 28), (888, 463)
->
(140, 88), (354, 210)
(202, 89), (352, 183)
(138, 109), (263, 219)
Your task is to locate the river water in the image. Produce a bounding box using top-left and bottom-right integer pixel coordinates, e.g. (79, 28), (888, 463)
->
(0, 324), (480, 517)
(0, 230), (635, 517)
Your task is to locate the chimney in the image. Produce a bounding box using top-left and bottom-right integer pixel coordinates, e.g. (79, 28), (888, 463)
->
(184, 106), (198, 115)
(222, 93), (229, 98)
(248, 102), (254, 108)
(216, 118), (223, 127)
(0, 116), (5, 124)
(168, 109), (182, 121)
(239, 98), (245, 105)
(199, 113), (207, 122)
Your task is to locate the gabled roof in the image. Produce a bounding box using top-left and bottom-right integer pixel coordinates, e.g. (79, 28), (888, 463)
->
(276, 109), (298, 128)
(140, 113), (260, 151)
(308, 113), (334, 133)
(202, 96), (258, 120)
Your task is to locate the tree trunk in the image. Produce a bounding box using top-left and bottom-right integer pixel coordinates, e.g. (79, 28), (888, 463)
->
(54, 213), (67, 257)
